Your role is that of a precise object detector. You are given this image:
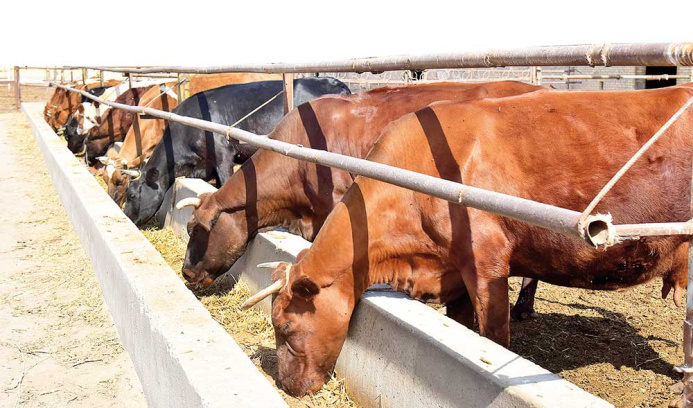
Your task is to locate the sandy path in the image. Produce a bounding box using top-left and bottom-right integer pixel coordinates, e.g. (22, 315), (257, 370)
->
(0, 112), (145, 407)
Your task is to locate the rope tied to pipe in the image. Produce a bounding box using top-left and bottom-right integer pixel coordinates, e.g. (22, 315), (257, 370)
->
(142, 79), (186, 109)
(578, 96), (693, 248)
(225, 90), (285, 141)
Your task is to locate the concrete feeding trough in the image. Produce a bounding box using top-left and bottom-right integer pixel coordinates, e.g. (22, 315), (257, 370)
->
(22, 103), (286, 408)
(24, 100), (612, 408)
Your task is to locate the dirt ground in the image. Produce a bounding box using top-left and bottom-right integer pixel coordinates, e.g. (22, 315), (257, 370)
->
(508, 278), (684, 408)
(0, 111), (145, 407)
(0, 85), (53, 112)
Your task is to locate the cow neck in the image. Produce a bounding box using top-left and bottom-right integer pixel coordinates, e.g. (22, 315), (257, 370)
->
(218, 150), (303, 234)
(293, 181), (404, 303)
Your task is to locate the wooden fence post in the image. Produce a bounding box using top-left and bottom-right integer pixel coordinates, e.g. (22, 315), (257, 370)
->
(100, 70), (104, 87)
(14, 66), (20, 110)
(82, 68), (87, 86)
(283, 73), (294, 115)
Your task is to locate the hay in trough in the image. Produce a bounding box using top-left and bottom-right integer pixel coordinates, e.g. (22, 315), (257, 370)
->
(141, 227), (358, 408)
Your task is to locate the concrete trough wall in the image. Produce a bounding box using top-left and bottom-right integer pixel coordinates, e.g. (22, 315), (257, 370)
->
(22, 103), (287, 408)
(167, 177), (613, 408)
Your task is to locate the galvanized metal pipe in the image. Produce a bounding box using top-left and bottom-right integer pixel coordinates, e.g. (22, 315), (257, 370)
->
(65, 43), (693, 75)
(543, 74), (691, 81)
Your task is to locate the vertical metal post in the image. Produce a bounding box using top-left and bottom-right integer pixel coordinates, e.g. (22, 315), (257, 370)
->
(529, 66), (538, 85)
(99, 70), (104, 87)
(13, 66), (20, 110)
(70, 69), (73, 83)
(82, 68), (87, 86)
(177, 73), (183, 103)
(61, 69), (65, 83)
(283, 73), (294, 115)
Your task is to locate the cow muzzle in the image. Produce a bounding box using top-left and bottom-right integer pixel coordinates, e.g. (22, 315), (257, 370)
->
(182, 268), (215, 288)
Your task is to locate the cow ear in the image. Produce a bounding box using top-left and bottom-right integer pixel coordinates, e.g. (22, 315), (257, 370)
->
(291, 275), (320, 301)
(194, 195), (221, 232)
(77, 104), (84, 114)
(295, 249), (310, 262)
(145, 168), (159, 187)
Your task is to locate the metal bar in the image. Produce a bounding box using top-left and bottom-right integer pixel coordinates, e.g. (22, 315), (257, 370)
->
(543, 74), (692, 81)
(65, 43), (693, 74)
(130, 73), (179, 79)
(13, 66), (20, 109)
(51, 81), (615, 246)
(177, 73), (183, 103)
(685, 68), (693, 408)
(283, 73), (294, 114)
(612, 222), (693, 238)
(99, 70), (104, 87)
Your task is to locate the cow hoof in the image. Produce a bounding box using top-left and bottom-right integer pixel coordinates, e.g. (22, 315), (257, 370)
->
(510, 309), (539, 321)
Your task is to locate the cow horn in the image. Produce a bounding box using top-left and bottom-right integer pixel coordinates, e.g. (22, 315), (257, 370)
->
(121, 169), (141, 179)
(257, 261), (282, 269)
(176, 197), (202, 210)
(241, 264), (292, 310)
(74, 144), (87, 157)
(97, 156), (111, 165)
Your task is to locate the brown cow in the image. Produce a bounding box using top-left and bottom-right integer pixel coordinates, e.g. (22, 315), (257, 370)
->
(187, 73), (281, 96)
(44, 80), (121, 130)
(244, 85), (693, 396)
(178, 81), (546, 288)
(83, 86), (153, 163)
(104, 73), (282, 205)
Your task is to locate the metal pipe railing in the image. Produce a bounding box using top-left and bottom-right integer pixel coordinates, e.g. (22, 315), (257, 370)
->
(65, 43), (693, 74)
(543, 74), (691, 81)
(52, 81), (693, 249)
(52, 81), (613, 246)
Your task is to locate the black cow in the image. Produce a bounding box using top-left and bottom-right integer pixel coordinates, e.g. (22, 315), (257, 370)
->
(123, 77), (351, 226)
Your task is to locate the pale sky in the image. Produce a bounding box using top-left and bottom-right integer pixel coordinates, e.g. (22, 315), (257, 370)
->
(1, 0), (691, 66)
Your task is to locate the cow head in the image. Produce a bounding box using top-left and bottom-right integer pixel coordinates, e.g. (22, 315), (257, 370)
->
(64, 111), (87, 155)
(108, 167), (131, 207)
(177, 193), (239, 287)
(177, 186), (274, 288)
(47, 87), (83, 130)
(99, 158), (130, 207)
(123, 167), (164, 226)
(241, 258), (353, 397)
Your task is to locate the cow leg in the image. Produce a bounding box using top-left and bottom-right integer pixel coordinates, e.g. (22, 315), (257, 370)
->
(446, 291), (475, 329)
(459, 244), (512, 348)
(510, 277), (540, 321)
